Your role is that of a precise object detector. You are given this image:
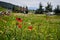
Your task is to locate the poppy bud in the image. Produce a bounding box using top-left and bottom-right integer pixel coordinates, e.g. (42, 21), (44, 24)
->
(16, 17), (22, 22)
(28, 26), (33, 31)
(17, 24), (22, 28)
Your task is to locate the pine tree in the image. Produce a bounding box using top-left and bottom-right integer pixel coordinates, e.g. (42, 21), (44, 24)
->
(25, 6), (28, 14)
(35, 2), (44, 14)
(45, 2), (52, 12)
(54, 5), (60, 15)
(12, 6), (15, 12)
(39, 3), (44, 14)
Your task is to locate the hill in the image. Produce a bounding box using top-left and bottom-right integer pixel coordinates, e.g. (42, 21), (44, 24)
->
(0, 1), (18, 10)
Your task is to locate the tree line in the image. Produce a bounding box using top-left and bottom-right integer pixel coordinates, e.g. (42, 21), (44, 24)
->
(35, 2), (60, 15)
(0, 1), (60, 15)
(12, 6), (28, 14)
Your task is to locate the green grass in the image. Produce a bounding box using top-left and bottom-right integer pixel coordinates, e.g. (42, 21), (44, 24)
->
(0, 13), (60, 40)
(0, 7), (6, 11)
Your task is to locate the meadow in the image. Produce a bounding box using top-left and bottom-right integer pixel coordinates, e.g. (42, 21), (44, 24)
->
(0, 13), (60, 40)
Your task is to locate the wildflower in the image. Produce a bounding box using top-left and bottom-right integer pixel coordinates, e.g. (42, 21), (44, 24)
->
(16, 17), (22, 22)
(28, 26), (33, 31)
(17, 24), (22, 28)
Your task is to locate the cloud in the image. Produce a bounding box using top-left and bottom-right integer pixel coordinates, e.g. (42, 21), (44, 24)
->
(0, 0), (60, 9)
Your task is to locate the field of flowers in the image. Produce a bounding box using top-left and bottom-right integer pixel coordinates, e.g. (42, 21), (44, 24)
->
(0, 13), (60, 40)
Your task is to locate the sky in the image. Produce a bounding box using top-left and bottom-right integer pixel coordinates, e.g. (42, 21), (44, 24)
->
(0, 0), (60, 10)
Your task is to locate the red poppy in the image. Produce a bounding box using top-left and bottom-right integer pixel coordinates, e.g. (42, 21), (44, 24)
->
(17, 24), (22, 28)
(28, 26), (33, 30)
(16, 17), (22, 22)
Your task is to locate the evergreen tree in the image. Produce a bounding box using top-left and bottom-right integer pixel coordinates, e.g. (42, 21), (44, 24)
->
(54, 5), (60, 15)
(12, 6), (15, 12)
(12, 6), (19, 12)
(39, 3), (44, 14)
(45, 2), (52, 12)
(25, 6), (28, 14)
(35, 2), (44, 14)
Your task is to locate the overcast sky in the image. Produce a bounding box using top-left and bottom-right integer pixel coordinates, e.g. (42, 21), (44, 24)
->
(0, 0), (60, 10)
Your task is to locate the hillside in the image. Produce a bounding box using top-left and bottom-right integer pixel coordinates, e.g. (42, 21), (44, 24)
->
(0, 7), (7, 11)
(0, 1), (18, 10)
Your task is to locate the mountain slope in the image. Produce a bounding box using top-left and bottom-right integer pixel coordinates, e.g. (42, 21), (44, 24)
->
(0, 7), (6, 11)
(0, 1), (18, 10)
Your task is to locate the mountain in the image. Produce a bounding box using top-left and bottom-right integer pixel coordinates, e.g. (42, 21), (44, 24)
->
(0, 1), (18, 10)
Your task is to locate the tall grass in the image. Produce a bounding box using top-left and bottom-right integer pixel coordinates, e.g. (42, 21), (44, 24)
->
(0, 14), (60, 40)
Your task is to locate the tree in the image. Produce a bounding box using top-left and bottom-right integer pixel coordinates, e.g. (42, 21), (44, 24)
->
(45, 2), (52, 12)
(39, 3), (44, 14)
(25, 6), (28, 14)
(54, 5), (60, 15)
(12, 6), (19, 13)
(12, 6), (15, 12)
(35, 3), (44, 14)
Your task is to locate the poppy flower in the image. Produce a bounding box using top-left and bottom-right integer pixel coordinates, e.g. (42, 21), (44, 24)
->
(17, 24), (22, 28)
(16, 17), (22, 22)
(28, 26), (33, 30)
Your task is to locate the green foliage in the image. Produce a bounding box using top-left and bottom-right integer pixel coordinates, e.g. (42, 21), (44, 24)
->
(35, 3), (44, 14)
(54, 5), (60, 15)
(45, 3), (52, 12)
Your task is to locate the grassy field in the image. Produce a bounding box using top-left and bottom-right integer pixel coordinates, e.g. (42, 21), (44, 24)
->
(0, 13), (60, 40)
(0, 7), (6, 11)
